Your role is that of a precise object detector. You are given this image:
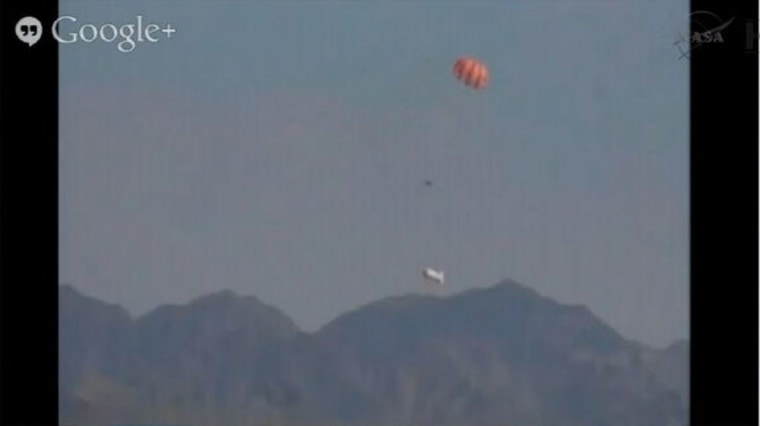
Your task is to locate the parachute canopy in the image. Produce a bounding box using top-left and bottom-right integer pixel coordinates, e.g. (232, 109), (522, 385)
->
(453, 57), (488, 89)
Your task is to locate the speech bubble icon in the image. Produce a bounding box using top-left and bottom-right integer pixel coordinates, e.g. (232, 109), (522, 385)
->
(15, 17), (42, 47)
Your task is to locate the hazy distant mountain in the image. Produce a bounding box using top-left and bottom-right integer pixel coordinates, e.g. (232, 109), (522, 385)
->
(59, 281), (688, 426)
(639, 338), (689, 403)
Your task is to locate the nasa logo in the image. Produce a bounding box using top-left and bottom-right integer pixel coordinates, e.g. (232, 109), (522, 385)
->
(674, 10), (734, 60)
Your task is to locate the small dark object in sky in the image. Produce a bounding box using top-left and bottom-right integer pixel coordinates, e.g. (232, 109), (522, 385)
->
(424, 180), (433, 187)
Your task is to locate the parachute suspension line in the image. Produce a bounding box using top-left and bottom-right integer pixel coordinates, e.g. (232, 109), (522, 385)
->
(417, 56), (489, 292)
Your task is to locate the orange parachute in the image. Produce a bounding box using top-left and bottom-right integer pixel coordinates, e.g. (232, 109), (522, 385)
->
(452, 57), (488, 89)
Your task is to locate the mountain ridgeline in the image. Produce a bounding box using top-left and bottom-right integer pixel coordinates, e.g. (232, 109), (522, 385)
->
(59, 281), (688, 426)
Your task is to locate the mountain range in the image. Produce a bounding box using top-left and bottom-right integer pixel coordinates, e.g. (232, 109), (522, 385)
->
(59, 280), (688, 426)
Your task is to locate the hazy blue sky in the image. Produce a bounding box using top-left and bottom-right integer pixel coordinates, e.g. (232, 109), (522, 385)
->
(59, 0), (689, 347)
